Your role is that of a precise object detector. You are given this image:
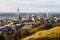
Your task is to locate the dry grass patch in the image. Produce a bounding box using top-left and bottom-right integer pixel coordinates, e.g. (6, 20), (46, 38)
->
(22, 26), (60, 40)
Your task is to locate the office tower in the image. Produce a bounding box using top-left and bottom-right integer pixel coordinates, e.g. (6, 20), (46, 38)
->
(40, 13), (43, 18)
(27, 13), (30, 20)
(46, 12), (49, 19)
(50, 13), (51, 18)
(31, 15), (36, 23)
(46, 12), (51, 19)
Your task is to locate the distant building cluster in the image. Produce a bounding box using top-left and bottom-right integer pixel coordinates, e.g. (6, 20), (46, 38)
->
(0, 9), (60, 33)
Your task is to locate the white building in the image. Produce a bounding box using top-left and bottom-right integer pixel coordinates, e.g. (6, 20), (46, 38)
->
(31, 15), (36, 22)
(46, 12), (51, 19)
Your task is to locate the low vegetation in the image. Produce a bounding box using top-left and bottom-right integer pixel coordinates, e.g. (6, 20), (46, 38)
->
(0, 23), (59, 40)
(22, 26), (60, 40)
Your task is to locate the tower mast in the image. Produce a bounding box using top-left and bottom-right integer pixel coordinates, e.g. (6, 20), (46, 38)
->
(17, 8), (20, 19)
(17, 0), (19, 19)
(17, 0), (21, 23)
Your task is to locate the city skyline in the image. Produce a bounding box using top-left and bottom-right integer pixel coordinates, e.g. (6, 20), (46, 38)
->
(0, 0), (60, 12)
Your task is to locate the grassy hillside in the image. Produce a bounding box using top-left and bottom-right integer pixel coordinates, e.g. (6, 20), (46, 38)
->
(22, 26), (60, 40)
(0, 24), (53, 40)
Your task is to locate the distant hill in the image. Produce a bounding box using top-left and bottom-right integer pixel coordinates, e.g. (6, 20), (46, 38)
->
(22, 26), (60, 40)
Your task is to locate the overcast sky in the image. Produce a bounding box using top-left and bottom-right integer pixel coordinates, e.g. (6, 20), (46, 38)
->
(0, 0), (60, 12)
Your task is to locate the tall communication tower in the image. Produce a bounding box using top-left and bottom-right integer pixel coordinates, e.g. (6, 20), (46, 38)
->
(17, 8), (20, 19)
(17, 0), (21, 23)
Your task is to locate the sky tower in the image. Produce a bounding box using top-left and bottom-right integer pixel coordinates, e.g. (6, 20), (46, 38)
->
(17, 8), (19, 15)
(17, 1), (21, 23)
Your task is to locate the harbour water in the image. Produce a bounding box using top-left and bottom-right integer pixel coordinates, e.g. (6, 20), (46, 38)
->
(0, 12), (60, 19)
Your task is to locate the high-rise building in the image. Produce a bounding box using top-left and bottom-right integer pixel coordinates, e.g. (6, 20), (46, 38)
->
(28, 13), (30, 19)
(49, 13), (51, 18)
(40, 13), (43, 18)
(46, 12), (49, 19)
(38, 13), (43, 20)
(27, 13), (30, 20)
(31, 15), (36, 23)
(46, 12), (51, 19)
